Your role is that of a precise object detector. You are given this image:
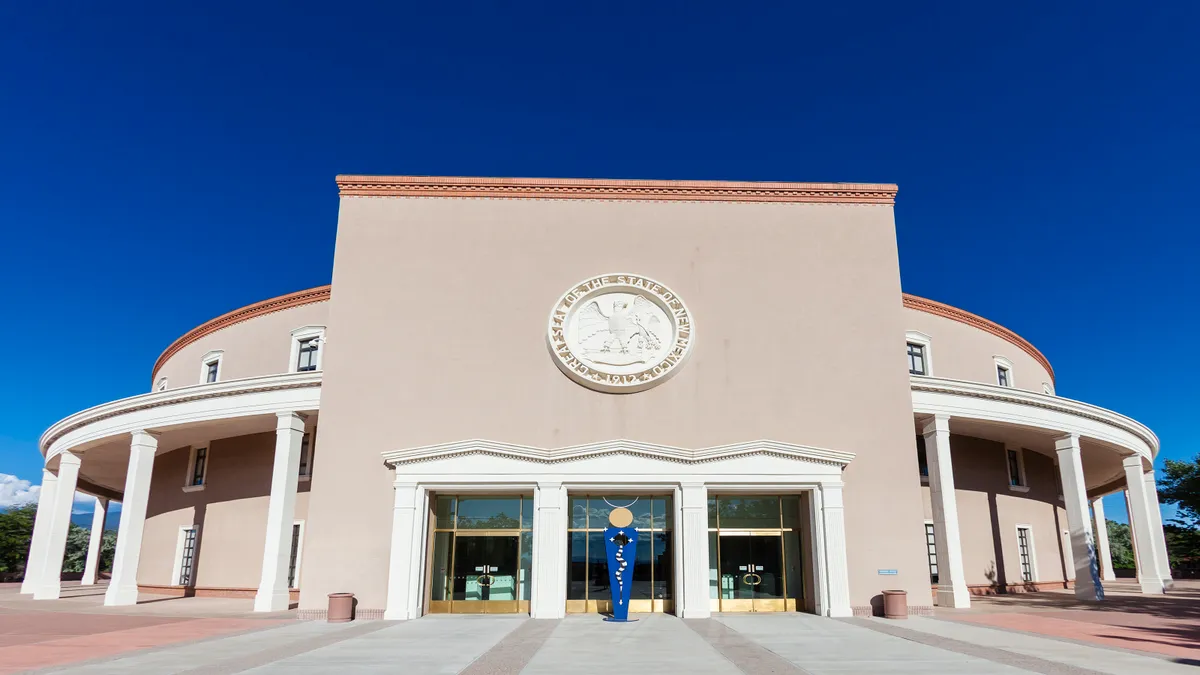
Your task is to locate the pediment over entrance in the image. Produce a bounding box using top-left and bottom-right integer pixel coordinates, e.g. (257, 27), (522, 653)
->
(381, 438), (854, 468)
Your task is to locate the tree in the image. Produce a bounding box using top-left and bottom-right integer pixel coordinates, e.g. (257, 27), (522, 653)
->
(1159, 454), (1200, 528)
(0, 504), (37, 573)
(1106, 519), (1136, 569)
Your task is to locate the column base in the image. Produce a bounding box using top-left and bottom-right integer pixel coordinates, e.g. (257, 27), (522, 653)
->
(827, 605), (853, 618)
(1136, 578), (1166, 595)
(19, 578), (38, 595)
(935, 584), (971, 609)
(1072, 580), (1104, 601)
(105, 584), (141, 606)
(254, 588), (292, 612)
(680, 606), (711, 619)
(32, 583), (62, 601)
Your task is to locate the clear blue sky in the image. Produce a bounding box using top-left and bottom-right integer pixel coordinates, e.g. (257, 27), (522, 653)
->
(1, 3), (1197, 526)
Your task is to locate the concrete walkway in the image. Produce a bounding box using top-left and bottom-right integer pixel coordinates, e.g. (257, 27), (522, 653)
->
(18, 611), (1197, 674)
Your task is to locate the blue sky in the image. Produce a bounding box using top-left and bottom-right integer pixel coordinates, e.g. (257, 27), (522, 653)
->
(1, 3), (1197, 527)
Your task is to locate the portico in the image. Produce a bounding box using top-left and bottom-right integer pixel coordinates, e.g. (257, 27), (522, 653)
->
(380, 439), (855, 620)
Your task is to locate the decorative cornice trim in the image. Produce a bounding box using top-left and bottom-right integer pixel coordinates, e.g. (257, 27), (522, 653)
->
(39, 372), (323, 455)
(381, 438), (855, 467)
(903, 294), (1055, 383)
(335, 175), (898, 205)
(910, 375), (1159, 456)
(151, 286), (331, 381)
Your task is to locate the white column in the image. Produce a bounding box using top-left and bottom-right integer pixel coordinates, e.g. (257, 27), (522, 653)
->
(1091, 498), (1116, 581)
(530, 481), (567, 619)
(254, 412), (306, 612)
(384, 482), (423, 620)
(1142, 470), (1174, 588)
(679, 482), (711, 619)
(81, 497), (109, 585)
(105, 430), (158, 606)
(1054, 434), (1103, 600)
(820, 481), (853, 618)
(1122, 456), (1165, 594)
(33, 452), (82, 600)
(20, 469), (59, 594)
(922, 415), (970, 608)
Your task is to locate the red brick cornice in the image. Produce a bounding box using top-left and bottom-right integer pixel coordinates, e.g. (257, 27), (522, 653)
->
(151, 286), (331, 381)
(335, 175), (898, 204)
(903, 294), (1055, 383)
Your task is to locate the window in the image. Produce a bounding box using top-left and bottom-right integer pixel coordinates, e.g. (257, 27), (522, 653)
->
(905, 331), (933, 376)
(925, 522), (939, 584)
(174, 526), (198, 586)
(289, 326), (326, 373)
(298, 431), (316, 479)
(993, 356), (1013, 387)
(199, 350), (223, 384)
(155, 377), (168, 392)
(916, 435), (929, 479)
(1016, 526), (1035, 582)
(296, 338), (319, 372)
(288, 522), (304, 588)
(184, 446), (209, 490)
(1006, 447), (1027, 490)
(907, 343), (927, 375)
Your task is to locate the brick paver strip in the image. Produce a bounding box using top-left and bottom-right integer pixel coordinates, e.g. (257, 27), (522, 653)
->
(685, 619), (811, 674)
(955, 612), (1200, 661)
(459, 619), (561, 675)
(845, 618), (1110, 675)
(168, 620), (395, 675)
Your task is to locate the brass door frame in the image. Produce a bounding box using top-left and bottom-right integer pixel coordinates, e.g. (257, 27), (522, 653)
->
(425, 494), (532, 615)
(708, 495), (801, 613)
(565, 494), (674, 614)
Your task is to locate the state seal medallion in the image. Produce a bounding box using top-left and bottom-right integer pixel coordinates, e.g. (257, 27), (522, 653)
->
(547, 274), (694, 393)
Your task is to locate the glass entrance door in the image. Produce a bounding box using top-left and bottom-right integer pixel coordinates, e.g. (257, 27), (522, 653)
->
(453, 535), (520, 612)
(717, 533), (785, 612)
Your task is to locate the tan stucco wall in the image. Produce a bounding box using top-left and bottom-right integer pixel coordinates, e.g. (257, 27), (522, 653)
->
(903, 306), (1052, 392)
(141, 432), (310, 589)
(153, 302), (329, 390)
(301, 195), (930, 613)
(919, 434), (1070, 589)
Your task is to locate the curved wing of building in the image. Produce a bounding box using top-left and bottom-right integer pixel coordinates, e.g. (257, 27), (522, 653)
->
(22, 176), (1172, 618)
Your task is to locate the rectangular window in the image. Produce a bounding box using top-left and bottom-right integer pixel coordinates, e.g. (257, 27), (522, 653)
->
(1017, 527), (1034, 582)
(925, 522), (939, 584)
(907, 342), (927, 375)
(288, 523), (302, 588)
(997, 365), (1010, 387)
(205, 360), (219, 383)
(916, 435), (929, 478)
(298, 433), (312, 478)
(296, 338), (319, 372)
(179, 528), (197, 586)
(1007, 448), (1025, 487)
(191, 447), (208, 486)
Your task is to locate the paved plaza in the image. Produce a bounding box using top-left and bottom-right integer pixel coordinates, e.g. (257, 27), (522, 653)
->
(2, 582), (1198, 674)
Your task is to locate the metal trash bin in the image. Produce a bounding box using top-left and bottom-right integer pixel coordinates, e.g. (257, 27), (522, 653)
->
(327, 592), (354, 623)
(882, 590), (907, 619)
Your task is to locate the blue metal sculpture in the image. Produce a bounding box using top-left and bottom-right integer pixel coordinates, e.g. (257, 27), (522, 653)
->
(602, 526), (639, 622)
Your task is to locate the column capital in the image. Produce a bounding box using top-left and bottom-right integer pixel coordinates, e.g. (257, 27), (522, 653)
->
(130, 429), (160, 446)
(1054, 433), (1081, 451)
(57, 450), (83, 467)
(535, 480), (564, 490)
(922, 414), (951, 436)
(1122, 454), (1146, 469)
(275, 411), (308, 429)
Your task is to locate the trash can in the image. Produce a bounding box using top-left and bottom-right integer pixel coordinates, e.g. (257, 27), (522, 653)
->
(882, 590), (907, 619)
(327, 593), (354, 623)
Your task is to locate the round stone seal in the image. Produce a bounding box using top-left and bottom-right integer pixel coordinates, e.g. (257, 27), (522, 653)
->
(547, 274), (695, 393)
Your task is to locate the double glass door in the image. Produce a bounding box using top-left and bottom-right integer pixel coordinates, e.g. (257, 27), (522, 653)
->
(717, 533), (785, 611)
(428, 495), (532, 614)
(453, 535), (520, 607)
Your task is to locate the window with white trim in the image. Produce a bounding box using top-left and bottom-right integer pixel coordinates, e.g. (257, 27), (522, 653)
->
(199, 350), (223, 384)
(155, 376), (168, 392)
(289, 326), (326, 373)
(925, 521), (939, 584)
(993, 355), (1013, 387)
(298, 430), (316, 480)
(1006, 446), (1027, 490)
(905, 331), (933, 376)
(184, 446), (209, 489)
(1016, 526), (1035, 582)
(1042, 382), (1054, 396)
(174, 526), (198, 586)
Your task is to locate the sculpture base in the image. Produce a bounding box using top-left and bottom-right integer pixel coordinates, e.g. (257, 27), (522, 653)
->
(603, 617), (639, 623)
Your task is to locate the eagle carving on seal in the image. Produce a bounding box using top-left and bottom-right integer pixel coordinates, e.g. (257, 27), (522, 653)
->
(575, 295), (664, 366)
